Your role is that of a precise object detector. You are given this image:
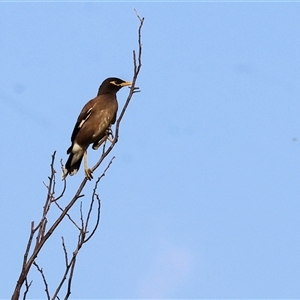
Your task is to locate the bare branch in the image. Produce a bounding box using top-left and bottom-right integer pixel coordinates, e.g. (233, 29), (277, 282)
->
(12, 12), (144, 299)
(53, 200), (81, 231)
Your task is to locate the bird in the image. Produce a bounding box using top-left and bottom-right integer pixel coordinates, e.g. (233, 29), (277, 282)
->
(62, 77), (132, 180)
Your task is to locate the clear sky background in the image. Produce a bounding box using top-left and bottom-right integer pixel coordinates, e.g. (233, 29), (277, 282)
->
(1, 2), (300, 299)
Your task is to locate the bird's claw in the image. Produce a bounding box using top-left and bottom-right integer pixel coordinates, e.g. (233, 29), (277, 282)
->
(106, 127), (114, 140)
(85, 168), (93, 180)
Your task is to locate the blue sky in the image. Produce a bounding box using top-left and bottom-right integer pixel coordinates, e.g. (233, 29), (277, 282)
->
(1, 2), (300, 299)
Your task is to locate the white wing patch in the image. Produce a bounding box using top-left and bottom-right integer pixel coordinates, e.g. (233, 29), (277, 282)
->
(79, 107), (93, 128)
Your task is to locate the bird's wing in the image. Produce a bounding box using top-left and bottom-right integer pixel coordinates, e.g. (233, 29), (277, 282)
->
(70, 99), (95, 143)
(111, 111), (117, 124)
(110, 96), (118, 124)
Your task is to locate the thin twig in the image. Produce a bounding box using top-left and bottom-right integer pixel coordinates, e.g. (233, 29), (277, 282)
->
(52, 159), (67, 202)
(23, 222), (35, 270)
(23, 278), (32, 300)
(65, 255), (76, 300)
(35, 151), (57, 247)
(33, 261), (50, 300)
(83, 158), (114, 243)
(84, 192), (101, 244)
(61, 237), (69, 267)
(53, 236), (80, 300)
(79, 202), (85, 241)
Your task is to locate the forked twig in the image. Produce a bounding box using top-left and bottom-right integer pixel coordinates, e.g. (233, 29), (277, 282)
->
(23, 278), (32, 300)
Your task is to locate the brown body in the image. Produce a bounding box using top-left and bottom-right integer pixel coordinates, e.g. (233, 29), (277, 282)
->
(62, 77), (131, 180)
(68, 95), (118, 152)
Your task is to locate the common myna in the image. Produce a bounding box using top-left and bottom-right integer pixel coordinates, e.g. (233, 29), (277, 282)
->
(62, 77), (132, 180)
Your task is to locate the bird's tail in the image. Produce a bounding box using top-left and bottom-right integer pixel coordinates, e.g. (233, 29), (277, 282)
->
(62, 146), (84, 179)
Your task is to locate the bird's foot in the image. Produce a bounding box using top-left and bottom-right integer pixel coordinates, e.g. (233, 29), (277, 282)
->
(106, 127), (114, 139)
(85, 168), (93, 180)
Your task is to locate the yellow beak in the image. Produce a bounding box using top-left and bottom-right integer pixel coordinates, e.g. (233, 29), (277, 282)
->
(120, 81), (132, 87)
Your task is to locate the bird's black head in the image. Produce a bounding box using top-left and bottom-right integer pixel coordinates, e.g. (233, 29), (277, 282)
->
(97, 77), (132, 95)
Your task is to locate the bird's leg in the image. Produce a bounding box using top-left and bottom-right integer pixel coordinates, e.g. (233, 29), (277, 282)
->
(106, 125), (114, 141)
(83, 150), (93, 180)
